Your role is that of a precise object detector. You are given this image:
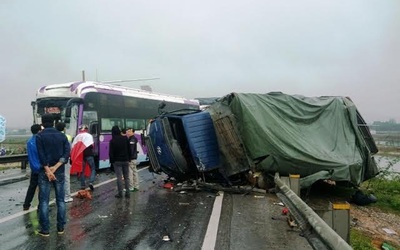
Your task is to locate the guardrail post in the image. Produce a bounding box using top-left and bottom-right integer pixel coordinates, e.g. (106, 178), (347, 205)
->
(289, 174), (300, 196)
(315, 202), (350, 243)
(21, 160), (27, 170)
(332, 202), (350, 243)
(280, 174), (300, 196)
(0, 154), (29, 170)
(274, 173), (352, 249)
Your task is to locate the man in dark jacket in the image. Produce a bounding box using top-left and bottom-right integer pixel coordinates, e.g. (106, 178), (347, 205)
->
(109, 125), (131, 198)
(36, 114), (70, 236)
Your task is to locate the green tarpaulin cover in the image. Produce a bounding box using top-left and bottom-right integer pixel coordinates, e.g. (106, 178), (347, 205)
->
(218, 92), (378, 188)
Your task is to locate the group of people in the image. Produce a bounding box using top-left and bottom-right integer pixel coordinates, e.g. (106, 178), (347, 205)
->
(22, 114), (140, 236)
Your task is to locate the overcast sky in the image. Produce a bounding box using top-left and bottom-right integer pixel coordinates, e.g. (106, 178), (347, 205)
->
(1, 1), (399, 128)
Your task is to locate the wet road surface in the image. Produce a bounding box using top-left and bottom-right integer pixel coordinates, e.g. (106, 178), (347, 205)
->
(0, 168), (310, 249)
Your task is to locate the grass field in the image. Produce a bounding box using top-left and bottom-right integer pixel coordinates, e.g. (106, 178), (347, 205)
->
(0, 135), (30, 155)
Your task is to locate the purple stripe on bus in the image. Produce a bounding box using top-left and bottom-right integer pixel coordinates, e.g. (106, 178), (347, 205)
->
(38, 86), (46, 93)
(136, 134), (148, 154)
(70, 82), (84, 92)
(184, 99), (200, 105)
(98, 134), (113, 161)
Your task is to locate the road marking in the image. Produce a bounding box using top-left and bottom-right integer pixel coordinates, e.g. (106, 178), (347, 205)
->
(202, 191), (224, 250)
(0, 167), (147, 224)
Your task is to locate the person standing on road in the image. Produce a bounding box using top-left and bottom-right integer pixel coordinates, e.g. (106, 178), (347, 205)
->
(23, 124), (42, 211)
(109, 125), (131, 198)
(36, 114), (70, 236)
(70, 124), (96, 191)
(126, 128), (139, 192)
(55, 122), (73, 203)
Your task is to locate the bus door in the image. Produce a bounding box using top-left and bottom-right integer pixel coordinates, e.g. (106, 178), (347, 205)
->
(89, 122), (101, 169)
(97, 132), (112, 170)
(135, 129), (148, 165)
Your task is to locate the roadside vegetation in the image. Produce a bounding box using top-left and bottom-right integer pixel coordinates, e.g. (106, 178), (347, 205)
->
(0, 135), (29, 155)
(362, 156), (400, 214)
(351, 146), (400, 250)
(0, 136), (30, 170)
(350, 229), (375, 250)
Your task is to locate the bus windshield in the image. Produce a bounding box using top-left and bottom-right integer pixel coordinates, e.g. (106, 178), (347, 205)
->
(35, 97), (70, 122)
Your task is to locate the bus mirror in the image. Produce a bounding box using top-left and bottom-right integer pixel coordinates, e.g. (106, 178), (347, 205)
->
(65, 98), (84, 119)
(158, 101), (166, 114)
(158, 101), (166, 110)
(65, 107), (71, 118)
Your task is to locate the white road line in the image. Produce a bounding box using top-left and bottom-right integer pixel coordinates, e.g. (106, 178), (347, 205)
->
(202, 191), (224, 250)
(0, 167), (147, 224)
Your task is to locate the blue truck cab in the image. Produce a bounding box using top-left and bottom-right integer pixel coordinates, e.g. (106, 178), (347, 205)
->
(146, 110), (220, 181)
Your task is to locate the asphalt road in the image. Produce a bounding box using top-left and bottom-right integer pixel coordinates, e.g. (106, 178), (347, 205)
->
(0, 167), (310, 250)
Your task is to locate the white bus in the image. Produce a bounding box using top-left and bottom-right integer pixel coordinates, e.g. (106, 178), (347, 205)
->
(31, 81), (200, 169)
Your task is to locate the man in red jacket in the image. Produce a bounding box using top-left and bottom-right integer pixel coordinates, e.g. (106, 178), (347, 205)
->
(70, 124), (96, 191)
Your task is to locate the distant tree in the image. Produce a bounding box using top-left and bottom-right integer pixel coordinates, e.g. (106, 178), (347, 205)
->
(372, 120), (400, 131)
(17, 129), (27, 134)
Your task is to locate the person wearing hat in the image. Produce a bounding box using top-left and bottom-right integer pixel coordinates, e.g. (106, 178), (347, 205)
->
(36, 113), (70, 236)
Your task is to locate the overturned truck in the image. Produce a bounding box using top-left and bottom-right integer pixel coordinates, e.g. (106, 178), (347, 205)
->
(146, 92), (378, 189)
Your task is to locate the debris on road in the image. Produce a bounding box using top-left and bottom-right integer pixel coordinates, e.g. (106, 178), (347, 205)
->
(273, 202), (285, 206)
(382, 228), (397, 235)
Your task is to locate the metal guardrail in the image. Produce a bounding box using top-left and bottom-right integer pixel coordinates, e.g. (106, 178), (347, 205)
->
(274, 173), (352, 250)
(0, 154), (28, 169)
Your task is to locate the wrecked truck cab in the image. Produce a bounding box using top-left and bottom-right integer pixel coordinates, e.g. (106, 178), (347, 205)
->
(145, 109), (221, 181)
